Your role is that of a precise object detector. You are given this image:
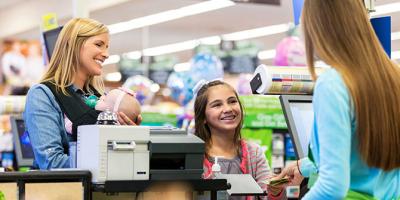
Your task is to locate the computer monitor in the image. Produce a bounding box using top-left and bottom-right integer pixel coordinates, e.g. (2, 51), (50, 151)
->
(10, 116), (34, 167)
(280, 95), (313, 159)
(42, 26), (63, 60)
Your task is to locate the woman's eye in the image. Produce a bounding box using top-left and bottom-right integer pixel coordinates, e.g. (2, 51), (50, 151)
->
(95, 43), (102, 47)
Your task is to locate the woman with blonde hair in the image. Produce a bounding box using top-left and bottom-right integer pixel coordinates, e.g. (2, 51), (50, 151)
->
(24, 18), (139, 169)
(276, 0), (400, 199)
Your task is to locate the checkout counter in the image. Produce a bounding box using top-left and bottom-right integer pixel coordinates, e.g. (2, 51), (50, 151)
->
(1, 123), (267, 200)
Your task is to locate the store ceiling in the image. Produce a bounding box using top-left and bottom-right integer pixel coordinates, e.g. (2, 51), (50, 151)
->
(1, 0), (400, 65)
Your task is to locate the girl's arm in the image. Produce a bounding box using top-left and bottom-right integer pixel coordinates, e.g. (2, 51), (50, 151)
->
(24, 84), (70, 169)
(250, 142), (287, 199)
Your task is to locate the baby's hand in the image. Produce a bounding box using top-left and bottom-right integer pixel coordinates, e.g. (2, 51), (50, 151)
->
(118, 112), (140, 126)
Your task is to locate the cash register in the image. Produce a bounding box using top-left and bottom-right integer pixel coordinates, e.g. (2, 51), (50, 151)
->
(77, 125), (204, 183)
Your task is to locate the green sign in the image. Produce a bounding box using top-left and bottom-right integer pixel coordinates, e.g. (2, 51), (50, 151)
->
(240, 95), (287, 129)
(141, 112), (177, 127)
(242, 128), (273, 164)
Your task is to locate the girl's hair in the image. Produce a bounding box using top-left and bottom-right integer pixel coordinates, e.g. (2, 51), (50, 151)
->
(41, 18), (108, 95)
(303, 0), (400, 170)
(194, 80), (244, 157)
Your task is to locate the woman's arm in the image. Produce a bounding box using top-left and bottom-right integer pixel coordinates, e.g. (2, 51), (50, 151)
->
(303, 78), (352, 199)
(24, 84), (70, 169)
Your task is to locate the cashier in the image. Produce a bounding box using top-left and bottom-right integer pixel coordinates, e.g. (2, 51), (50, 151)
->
(23, 18), (139, 169)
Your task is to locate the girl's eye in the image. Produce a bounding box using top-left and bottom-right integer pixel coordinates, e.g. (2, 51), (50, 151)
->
(212, 103), (222, 108)
(95, 43), (102, 47)
(229, 99), (238, 104)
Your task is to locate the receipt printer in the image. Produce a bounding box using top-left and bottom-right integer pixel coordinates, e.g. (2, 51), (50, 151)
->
(77, 125), (150, 183)
(149, 127), (205, 180)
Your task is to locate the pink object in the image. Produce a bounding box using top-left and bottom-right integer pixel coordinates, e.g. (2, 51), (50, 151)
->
(64, 87), (141, 134)
(274, 36), (306, 66)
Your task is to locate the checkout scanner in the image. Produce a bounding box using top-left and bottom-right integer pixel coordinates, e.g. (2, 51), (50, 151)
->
(77, 125), (204, 183)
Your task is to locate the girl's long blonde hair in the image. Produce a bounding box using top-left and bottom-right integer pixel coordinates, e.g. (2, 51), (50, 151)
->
(41, 18), (108, 95)
(303, 0), (400, 171)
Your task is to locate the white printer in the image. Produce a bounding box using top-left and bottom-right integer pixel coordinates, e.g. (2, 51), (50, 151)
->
(77, 125), (150, 183)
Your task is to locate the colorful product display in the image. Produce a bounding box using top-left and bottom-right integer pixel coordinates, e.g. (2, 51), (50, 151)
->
(0, 96), (26, 115)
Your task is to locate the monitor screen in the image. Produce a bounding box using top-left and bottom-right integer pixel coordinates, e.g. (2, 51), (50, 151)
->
(42, 26), (63, 60)
(280, 95), (313, 158)
(10, 116), (34, 167)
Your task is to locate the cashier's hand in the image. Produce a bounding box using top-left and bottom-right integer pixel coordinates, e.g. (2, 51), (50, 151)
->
(118, 112), (142, 126)
(275, 160), (304, 186)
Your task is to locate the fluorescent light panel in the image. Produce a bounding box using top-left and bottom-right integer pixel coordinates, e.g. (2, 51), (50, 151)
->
(174, 62), (191, 72)
(257, 49), (276, 60)
(371, 2), (400, 17)
(143, 40), (199, 56)
(222, 24), (289, 41)
(108, 0), (235, 35)
(392, 51), (400, 60)
(392, 32), (400, 41)
(103, 55), (120, 65)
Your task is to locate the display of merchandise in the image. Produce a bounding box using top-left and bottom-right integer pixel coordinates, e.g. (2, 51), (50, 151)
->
(253, 64), (325, 94)
(0, 132), (13, 152)
(0, 96), (26, 115)
(166, 71), (196, 106)
(122, 75), (156, 105)
(274, 34), (306, 66)
(236, 73), (253, 95)
(1, 152), (13, 169)
(285, 133), (296, 161)
(189, 53), (224, 83)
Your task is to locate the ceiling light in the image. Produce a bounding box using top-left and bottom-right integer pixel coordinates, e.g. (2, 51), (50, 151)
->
(199, 36), (221, 45)
(222, 24), (289, 41)
(392, 51), (400, 60)
(103, 55), (120, 65)
(105, 72), (122, 82)
(392, 32), (400, 40)
(108, 0), (235, 35)
(257, 49), (276, 60)
(124, 51), (142, 59)
(174, 62), (191, 72)
(371, 2), (400, 16)
(143, 40), (199, 56)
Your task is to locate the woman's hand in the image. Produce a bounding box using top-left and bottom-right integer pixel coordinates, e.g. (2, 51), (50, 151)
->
(267, 176), (287, 197)
(118, 112), (142, 126)
(276, 160), (304, 186)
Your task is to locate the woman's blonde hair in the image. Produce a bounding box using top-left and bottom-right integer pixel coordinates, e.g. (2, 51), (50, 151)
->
(41, 18), (108, 95)
(303, 0), (400, 170)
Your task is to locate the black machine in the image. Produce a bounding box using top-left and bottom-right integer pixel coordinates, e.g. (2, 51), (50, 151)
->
(10, 116), (34, 168)
(149, 127), (204, 180)
(279, 95), (313, 158)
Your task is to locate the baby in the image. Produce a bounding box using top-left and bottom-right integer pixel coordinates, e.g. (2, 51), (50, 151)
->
(64, 87), (141, 133)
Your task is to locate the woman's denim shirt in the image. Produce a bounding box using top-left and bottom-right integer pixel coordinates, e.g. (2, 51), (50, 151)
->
(23, 84), (80, 169)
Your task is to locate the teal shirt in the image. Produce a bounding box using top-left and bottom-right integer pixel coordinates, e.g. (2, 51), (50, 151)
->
(300, 68), (400, 200)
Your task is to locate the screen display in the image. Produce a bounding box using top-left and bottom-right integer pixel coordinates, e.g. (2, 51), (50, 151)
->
(43, 27), (62, 60)
(289, 102), (313, 156)
(15, 119), (34, 159)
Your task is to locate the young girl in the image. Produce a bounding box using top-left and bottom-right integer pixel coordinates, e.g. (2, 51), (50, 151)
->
(193, 80), (286, 200)
(277, 0), (400, 199)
